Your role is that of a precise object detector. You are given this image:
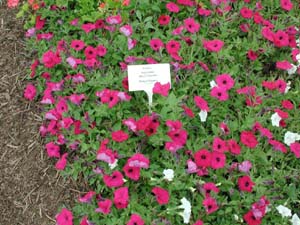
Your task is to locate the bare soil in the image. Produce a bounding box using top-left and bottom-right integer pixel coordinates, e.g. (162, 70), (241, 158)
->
(0, 4), (80, 225)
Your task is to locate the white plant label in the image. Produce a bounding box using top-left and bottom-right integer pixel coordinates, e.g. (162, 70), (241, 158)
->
(127, 63), (171, 107)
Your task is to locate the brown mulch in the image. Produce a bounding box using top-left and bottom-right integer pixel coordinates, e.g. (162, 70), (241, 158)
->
(0, 4), (81, 225)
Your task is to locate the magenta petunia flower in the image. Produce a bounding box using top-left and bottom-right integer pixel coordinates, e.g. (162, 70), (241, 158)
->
(127, 153), (150, 168)
(194, 149), (211, 168)
(280, 0), (293, 11)
(24, 83), (36, 101)
(210, 151), (226, 169)
(149, 38), (164, 51)
(55, 153), (68, 170)
(123, 163), (140, 181)
(113, 187), (129, 209)
(238, 175), (255, 192)
(79, 191), (96, 203)
(152, 82), (170, 97)
(111, 130), (129, 142)
(95, 199), (112, 214)
(71, 40), (85, 51)
(158, 15), (170, 26)
(240, 7), (253, 19)
(126, 214), (145, 225)
(103, 171), (124, 188)
(120, 24), (133, 37)
(152, 187), (170, 205)
(42, 50), (61, 68)
(106, 15), (122, 24)
(203, 39), (224, 52)
(240, 131), (258, 148)
(56, 208), (73, 225)
(210, 86), (229, 101)
(203, 197), (218, 214)
(45, 142), (60, 158)
(166, 2), (180, 13)
(166, 40), (181, 54)
(183, 18), (200, 33)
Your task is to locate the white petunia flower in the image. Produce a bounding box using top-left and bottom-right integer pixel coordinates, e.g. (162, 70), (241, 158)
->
(291, 214), (300, 225)
(163, 169), (174, 181)
(210, 80), (217, 89)
(271, 113), (281, 127)
(276, 205), (292, 217)
(296, 54), (300, 63)
(285, 81), (291, 94)
(287, 64), (298, 75)
(178, 197), (191, 224)
(109, 159), (118, 169)
(199, 110), (208, 122)
(284, 131), (300, 146)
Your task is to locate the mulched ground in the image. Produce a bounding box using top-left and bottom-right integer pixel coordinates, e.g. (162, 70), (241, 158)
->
(0, 4), (80, 225)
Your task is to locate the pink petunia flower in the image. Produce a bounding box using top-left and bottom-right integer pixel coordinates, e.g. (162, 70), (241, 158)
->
(106, 15), (122, 24)
(123, 163), (140, 181)
(152, 187), (170, 205)
(126, 214), (145, 225)
(194, 149), (211, 168)
(71, 40), (85, 51)
(290, 142), (300, 158)
(127, 153), (150, 168)
(56, 208), (73, 225)
(24, 83), (36, 101)
(203, 197), (218, 214)
(203, 39), (224, 52)
(210, 86), (229, 101)
(120, 24), (133, 37)
(215, 74), (235, 90)
(152, 82), (170, 97)
(42, 50), (61, 68)
(149, 38), (164, 51)
(166, 2), (180, 13)
(158, 15), (171, 26)
(240, 131), (258, 148)
(184, 18), (200, 33)
(55, 153), (68, 170)
(103, 171), (124, 188)
(95, 199), (112, 214)
(45, 142), (60, 158)
(211, 152), (226, 169)
(280, 0), (293, 11)
(79, 191), (96, 203)
(113, 187), (129, 209)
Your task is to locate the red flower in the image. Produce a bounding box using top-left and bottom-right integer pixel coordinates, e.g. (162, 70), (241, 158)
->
(123, 163), (141, 181)
(126, 214), (145, 225)
(194, 96), (210, 111)
(227, 139), (241, 155)
(42, 50), (61, 68)
(152, 187), (170, 205)
(103, 171), (124, 188)
(211, 152), (226, 169)
(71, 40), (85, 51)
(112, 130), (129, 142)
(194, 149), (211, 168)
(95, 199), (112, 214)
(215, 74), (235, 90)
(127, 153), (150, 168)
(24, 83), (37, 101)
(202, 197), (218, 214)
(166, 2), (180, 13)
(56, 208), (73, 225)
(113, 187), (129, 209)
(210, 86), (229, 101)
(240, 131), (258, 148)
(203, 39), (224, 52)
(184, 18), (200, 33)
(243, 210), (262, 225)
(280, 0), (293, 11)
(84, 46), (97, 59)
(152, 82), (170, 97)
(149, 38), (164, 51)
(212, 137), (228, 152)
(182, 105), (195, 118)
(79, 191), (96, 203)
(166, 40), (181, 54)
(290, 142), (300, 158)
(158, 15), (171, 26)
(240, 7), (253, 19)
(238, 175), (255, 192)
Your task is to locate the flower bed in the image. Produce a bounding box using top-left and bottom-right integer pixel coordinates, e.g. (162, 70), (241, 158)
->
(10, 0), (300, 224)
